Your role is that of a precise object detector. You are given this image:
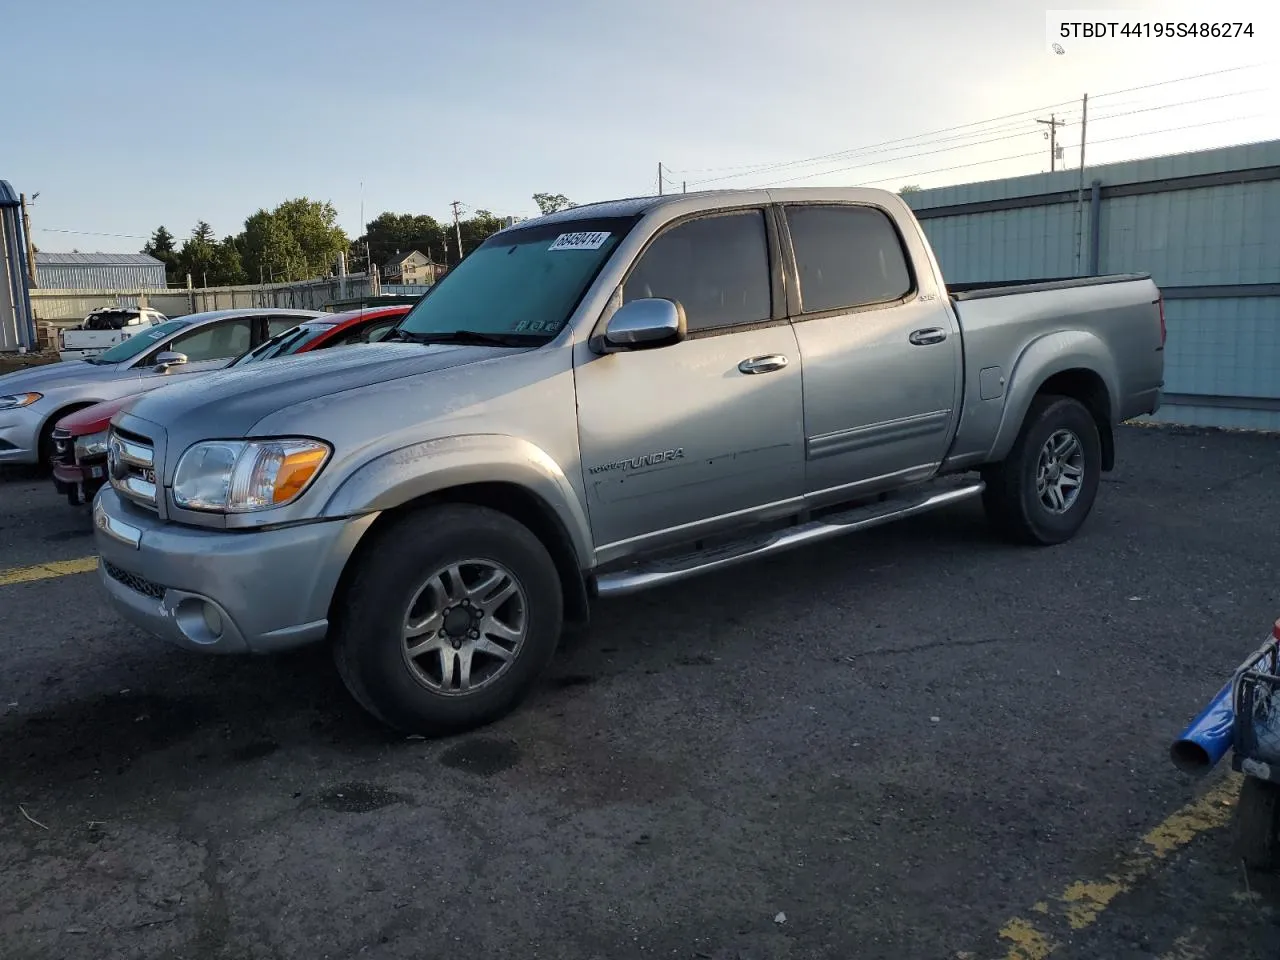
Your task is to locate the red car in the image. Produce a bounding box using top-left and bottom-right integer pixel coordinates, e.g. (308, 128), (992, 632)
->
(51, 305), (411, 505)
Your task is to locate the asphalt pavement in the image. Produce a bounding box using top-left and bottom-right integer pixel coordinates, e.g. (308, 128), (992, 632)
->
(1, 423), (1279, 960)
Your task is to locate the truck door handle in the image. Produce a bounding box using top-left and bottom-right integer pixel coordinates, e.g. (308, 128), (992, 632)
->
(738, 354), (789, 374)
(908, 327), (947, 346)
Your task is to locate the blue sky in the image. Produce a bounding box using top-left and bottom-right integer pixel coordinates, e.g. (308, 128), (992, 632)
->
(3, 0), (1277, 254)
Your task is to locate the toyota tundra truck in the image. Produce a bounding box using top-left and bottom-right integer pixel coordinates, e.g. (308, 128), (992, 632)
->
(91, 187), (1166, 735)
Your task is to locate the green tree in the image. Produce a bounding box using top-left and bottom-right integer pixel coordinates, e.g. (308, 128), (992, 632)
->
(273, 198), (348, 278)
(357, 212), (447, 271)
(898, 184), (922, 194)
(238, 209), (305, 283)
(177, 220), (218, 286)
(455, 209), (507, 262)
(142, 225), (180, 285)
(233, 198), (348, 283)
(208, 236), (246, 286)
(532, 192), (576, 215)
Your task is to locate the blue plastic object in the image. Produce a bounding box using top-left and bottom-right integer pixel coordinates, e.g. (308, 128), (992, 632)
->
(1171, 680), (1234, 775)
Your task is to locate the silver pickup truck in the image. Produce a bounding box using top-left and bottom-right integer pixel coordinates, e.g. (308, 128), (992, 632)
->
(92, 187), (1165, 734)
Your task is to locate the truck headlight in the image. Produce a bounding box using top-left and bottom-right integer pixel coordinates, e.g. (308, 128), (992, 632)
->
(0, 392), (42, 410)
(74, 430), (111, 459)
(172, 438), (331, 513)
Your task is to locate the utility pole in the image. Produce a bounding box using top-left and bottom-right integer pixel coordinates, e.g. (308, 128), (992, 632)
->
(450, 201), (464, 261)
(1035, 114), (1065, 172)
(682, 180), (687, 194)
(19, 193), (37, 286)
(657, 162), (664, 196)
(1072, 93), (1089, 277)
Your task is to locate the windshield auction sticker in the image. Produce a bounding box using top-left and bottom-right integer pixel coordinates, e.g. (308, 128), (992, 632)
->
(548, 232), (611, 251)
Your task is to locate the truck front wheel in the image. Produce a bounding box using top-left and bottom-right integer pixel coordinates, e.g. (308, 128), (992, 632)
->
(332, 504), (564, 735)
(980, 394), (1102, 546)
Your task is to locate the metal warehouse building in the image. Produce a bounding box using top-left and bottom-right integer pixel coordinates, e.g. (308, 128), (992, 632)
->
(901, 139), (1280, 431)
(34, 252), (167, 290)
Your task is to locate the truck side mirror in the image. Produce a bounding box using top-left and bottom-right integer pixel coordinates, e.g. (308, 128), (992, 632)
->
(603, 298), (686, 351)
(154, 351), (189, 373)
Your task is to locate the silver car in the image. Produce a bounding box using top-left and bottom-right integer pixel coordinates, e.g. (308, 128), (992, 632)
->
(0, 308), (324, 467)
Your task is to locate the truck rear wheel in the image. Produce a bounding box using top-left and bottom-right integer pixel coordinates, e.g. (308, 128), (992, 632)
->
(980, 394), (1101, 546)
(332, 504), (564, 735)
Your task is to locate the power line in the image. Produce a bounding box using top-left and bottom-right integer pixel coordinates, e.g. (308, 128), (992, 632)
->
(845, 113), (1266, 189)
(38, 227), (151, 240)
(678, 61), (1272, 188)
(739, 88), (1268, 190)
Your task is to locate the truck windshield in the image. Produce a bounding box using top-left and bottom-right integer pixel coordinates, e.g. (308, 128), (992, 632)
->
(88, 319), (191, 364)
(395, 216), (638, 341)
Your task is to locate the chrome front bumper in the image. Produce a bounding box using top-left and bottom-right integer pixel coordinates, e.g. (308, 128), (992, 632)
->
(92, 488), (378, 654)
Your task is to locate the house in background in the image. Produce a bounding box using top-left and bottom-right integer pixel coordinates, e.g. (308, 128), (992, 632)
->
(34, 252), (167, 290)
(382, 250), (443, 286)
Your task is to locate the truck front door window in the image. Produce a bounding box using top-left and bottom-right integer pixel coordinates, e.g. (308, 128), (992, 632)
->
(785, 204), (913, 314)
(623, 210), (771, 333)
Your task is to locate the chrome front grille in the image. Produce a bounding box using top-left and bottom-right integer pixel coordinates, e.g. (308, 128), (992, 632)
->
(107, 428), (159, 511)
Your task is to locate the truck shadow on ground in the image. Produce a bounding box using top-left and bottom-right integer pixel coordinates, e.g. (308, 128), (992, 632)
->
(0, 502), (1005, 806)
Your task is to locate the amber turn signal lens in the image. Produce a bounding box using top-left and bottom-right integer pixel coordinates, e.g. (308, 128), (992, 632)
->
(272, 446), (329, 504)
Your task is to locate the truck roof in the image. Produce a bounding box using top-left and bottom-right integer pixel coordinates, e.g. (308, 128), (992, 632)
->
(498, 186), (906, 234)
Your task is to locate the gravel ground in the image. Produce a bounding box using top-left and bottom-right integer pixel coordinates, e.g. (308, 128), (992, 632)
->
(1, 424), (1278, 960)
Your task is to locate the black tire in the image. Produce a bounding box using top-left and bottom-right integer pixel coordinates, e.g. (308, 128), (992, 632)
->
(332, 503), (564, 736)
(980, 394), (1102, 546)
(36, 418), (60, 474)
(1237, 776), (1280, 871)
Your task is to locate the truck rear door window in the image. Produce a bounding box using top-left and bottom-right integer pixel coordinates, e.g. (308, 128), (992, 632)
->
(785, 205), (912, 315)
(623, 210), (771, 333)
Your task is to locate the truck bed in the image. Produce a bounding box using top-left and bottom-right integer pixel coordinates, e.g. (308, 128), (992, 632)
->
(947, 273), (1152, 301)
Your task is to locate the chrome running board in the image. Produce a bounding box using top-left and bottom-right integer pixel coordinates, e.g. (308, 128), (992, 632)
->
(593, 480), (985, 598)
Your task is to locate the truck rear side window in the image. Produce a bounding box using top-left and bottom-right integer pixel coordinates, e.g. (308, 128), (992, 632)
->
(623, 210), (771, 334)
(785, 205), (912, 315)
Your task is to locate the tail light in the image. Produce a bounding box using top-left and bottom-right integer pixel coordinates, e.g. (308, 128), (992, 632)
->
(1157, 296), (1167, 348)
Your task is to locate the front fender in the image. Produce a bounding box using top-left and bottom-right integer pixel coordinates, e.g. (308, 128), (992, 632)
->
(320, 434), (594, 566)
(989, 330), (1120, 462)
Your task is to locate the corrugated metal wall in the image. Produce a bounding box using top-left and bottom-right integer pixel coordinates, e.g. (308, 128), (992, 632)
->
(902, 140), (1280, 431)
(34, 261), (167, 290)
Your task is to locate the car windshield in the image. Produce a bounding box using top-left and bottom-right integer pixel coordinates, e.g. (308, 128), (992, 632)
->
(230, 322), (333, 366)
(395, 216), (638, 341)
(89, 319), (191, 364)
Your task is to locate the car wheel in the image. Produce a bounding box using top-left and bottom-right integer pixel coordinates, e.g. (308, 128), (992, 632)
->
(332, 503), (564, 735)
(981, 394), (1102, 546)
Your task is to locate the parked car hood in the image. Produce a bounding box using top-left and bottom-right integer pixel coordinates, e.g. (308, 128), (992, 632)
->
(121, 341), (525, 441)
(0, 359), (125, 394)
(59, 393), (141, 436)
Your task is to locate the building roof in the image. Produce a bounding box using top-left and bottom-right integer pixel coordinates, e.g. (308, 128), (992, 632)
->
(383, 250), (425, 269)
(36, 252), (165, 267)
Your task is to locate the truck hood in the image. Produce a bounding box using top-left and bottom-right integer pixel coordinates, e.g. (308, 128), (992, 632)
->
(0, 359), (124, 394)
(122, 341), (524, 440)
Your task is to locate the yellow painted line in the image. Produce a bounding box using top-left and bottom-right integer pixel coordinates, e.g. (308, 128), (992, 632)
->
(994, 772), (1241, 959)
(0, 556), (99, 586)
